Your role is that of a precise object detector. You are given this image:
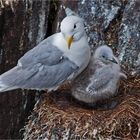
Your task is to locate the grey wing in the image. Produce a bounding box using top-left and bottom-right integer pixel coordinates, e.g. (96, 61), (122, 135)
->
(0, 38), (79, 91)
(18, 39), (63, 68)
(87, 66), (114, 92)
(20, 58), (79, 89)
(1, 49), (78, 90)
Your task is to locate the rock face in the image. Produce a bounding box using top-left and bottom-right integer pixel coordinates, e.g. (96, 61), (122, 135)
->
(0, 0), (52, 139)
(77, 0), (122, 47)
(0, 0), (140, 139)
(118, 0), (140, 73)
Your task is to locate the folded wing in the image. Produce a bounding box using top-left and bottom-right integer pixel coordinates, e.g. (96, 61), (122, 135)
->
(86, 66), (114, 93)
(0, 42), (78, 92)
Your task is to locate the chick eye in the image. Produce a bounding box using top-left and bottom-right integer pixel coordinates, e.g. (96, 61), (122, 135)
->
(102, 55), (105, 58)
(74, 24), (76, 29)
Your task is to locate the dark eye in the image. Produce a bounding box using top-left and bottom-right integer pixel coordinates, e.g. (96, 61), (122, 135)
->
(74, 24), (76, 29)
(102, 55), (105, 58)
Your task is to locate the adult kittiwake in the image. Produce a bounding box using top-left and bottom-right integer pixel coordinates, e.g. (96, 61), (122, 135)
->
(0, 11), (91, 92)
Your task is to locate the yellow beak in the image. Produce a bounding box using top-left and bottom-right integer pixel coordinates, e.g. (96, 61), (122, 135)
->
(66, 36), (73, 49)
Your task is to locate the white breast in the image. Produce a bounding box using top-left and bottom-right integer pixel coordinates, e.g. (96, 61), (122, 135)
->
(51, 33), (90, 70)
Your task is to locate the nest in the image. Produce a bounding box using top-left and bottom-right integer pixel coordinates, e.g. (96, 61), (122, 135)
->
(23, 76), (140, 140)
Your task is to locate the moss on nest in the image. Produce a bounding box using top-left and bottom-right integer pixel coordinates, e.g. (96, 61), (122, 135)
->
(23, 76), (140, 139)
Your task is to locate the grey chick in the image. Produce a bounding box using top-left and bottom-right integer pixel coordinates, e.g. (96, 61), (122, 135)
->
(71, 45), (126, 105)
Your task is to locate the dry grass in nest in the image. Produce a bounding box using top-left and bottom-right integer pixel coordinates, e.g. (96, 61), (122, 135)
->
(23, 76), (140, 139)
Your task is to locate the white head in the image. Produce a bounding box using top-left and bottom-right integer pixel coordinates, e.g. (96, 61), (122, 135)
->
(94, 45), (118, 64)
(60, 16), (85, 49)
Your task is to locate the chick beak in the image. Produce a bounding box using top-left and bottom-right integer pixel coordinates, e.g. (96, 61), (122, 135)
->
(66, 36), (73, 49)
(109, 57), (118, 64)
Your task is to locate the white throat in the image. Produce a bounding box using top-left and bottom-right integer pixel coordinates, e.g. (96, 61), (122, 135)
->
(51, 33), (90, 69)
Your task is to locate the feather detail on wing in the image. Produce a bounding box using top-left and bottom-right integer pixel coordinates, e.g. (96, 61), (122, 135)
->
(0, 56), (78, 92)
(18, 41), (63, 68)
(86, 66), (114, 93)
(0, 37), (79, 92)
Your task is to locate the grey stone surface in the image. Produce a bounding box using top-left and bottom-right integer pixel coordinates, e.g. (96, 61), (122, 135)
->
(118, 0), (140, 74)
(77, 0), (122, 47)
(0, 0), (51, 138)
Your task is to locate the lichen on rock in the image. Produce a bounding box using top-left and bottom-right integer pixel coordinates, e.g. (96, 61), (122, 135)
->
(118, 0), (140, 74)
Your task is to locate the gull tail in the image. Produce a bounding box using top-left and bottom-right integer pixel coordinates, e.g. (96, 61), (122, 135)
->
(0, 66), (19, 92)
(0, 80), (17, 92)
(0, 80), (7, 92)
